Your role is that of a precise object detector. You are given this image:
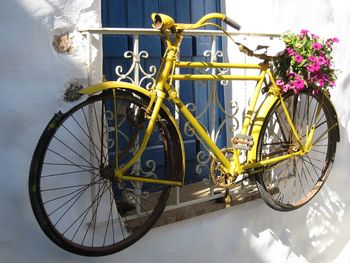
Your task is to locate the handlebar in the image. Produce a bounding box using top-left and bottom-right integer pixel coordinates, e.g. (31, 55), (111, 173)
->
(223, 16), (241, 31)
(151, 12), (241, 32)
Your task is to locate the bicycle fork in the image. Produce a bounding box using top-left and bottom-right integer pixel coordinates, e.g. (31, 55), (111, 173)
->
(279, 92), (322, 155)
(114, 48), (182, 185)
(113, 93), (182, 185)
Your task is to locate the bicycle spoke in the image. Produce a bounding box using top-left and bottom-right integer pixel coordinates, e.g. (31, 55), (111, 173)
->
(46, 177), (103, 218)
(52, 183), (93, 225)
(43, 162), (94, 169)
(303, 156), (323, 172)
(105, 185), (117, 244)
(267, 161), (290, 186)
(70, 113), (106, 163)
(43, 185), (91, 205)
(274, 110), (290, 143)
(294, 158), (306, 198)
(82, 181), (108, 246)
(61, 123), (107, 165)
(68, 182), (109, 241)
(312, 124), (337, 146)
(42, 178), (102, 192)
(81, 107), (101, 163)
(47, 148), (97, 170)
(42, 167), (99, 178)
(301, 163), (311, 190)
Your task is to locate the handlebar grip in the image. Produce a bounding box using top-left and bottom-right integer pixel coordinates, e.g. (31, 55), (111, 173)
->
(223, 16), (241, 31)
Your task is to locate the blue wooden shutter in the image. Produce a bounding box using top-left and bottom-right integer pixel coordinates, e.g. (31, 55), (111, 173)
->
(102, 0), (225, 183)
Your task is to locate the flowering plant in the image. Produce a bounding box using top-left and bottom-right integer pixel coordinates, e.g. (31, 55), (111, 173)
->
(273, 30), (339, 94)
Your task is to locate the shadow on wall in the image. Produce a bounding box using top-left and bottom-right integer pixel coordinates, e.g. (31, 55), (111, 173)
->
(216, 3), (350, 259)
(239, 125), (350, 262)
(1, 1), (349, 262)
(341, 71), (350, 91)
(0, 1), (94, 262)
(122, 126), (350, 263)
(310, 125), (350, 262)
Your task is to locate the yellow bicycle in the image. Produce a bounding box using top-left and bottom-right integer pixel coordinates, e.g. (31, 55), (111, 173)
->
(29, 13), (340, 256)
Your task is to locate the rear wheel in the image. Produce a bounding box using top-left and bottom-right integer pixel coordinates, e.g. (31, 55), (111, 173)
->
(256, 91), (338, 211)
(29, 90), (173, 256)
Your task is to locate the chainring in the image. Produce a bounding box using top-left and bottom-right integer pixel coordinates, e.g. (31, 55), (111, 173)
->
(210, 148), (237, 188)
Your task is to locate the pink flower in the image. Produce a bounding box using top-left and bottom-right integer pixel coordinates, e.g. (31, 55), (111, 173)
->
(286, 48), (296, 56)
(293, 78), (305, 92)
(313, 63), (320, 71)
(326, 38), (333, 46)
(317, 56), (326, 65)
(307, 63), (320, 73)
(295, 54), (303, 63)
(317, 79), (325, 87)
(309, 55), (317, 63)
(276, 79), (284, 86)
(321, 73), (330, 82)
(277, 30), (337, 94)
(312, 43), (323, 50)
(310, 76), (318, 84)
(287, 71), (296, 78)
(307, 64), (315, 73)
(282, 84), (291, 93)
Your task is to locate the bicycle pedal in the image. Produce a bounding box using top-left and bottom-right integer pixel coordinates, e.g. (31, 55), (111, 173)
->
(231, 134), (254, 150)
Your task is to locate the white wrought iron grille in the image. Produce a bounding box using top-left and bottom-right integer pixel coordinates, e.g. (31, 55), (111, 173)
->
(80, 27), (279, 215)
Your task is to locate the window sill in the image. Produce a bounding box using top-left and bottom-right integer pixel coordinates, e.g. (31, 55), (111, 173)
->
(154, 181), (260, 227)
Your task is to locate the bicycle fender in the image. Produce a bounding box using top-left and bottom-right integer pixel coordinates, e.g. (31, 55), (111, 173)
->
(79, 81), (150, 97)
(247, 93), (279, 163)
(80, 81), (186, 185)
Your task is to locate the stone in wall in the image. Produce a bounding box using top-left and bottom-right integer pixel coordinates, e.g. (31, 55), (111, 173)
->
(52, 33), (74, 54)
(64, 79), (85, 101)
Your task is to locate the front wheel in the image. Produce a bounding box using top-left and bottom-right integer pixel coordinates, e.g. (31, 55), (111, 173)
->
(256, 90), (338, 211)
(29, 90), (174, 256)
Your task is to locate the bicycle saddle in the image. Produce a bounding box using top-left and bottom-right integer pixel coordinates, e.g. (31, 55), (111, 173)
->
(234, 36), (286, 59)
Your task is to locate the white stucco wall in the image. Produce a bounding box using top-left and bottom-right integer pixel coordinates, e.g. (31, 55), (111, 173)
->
(0, 0), (101, 262)
(1, 0), (350, 262)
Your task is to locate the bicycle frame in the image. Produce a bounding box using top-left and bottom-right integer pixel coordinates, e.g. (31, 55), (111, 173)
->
(170, 61), (306, 175)
(81, 28), (314, 187)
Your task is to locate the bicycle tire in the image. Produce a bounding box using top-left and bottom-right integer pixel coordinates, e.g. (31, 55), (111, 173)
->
(255, 90), (338, 211)
(29, 90), (173, 256)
